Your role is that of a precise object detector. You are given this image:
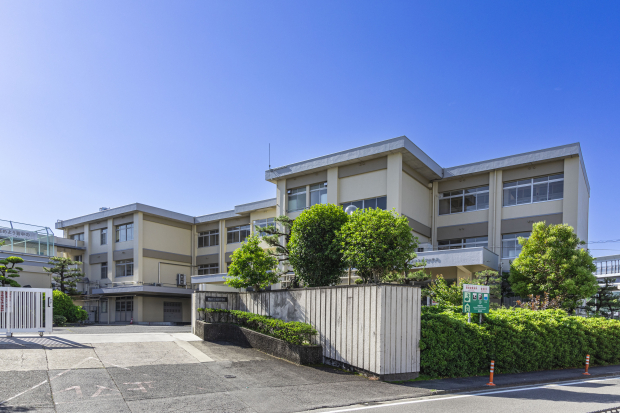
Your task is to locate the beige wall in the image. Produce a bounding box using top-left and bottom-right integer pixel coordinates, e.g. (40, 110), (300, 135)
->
(89, 228), (107, 254)
(15, 266), (52, 288)
(436, 209), (489, 229)
(143, 221), (192, 255)
(338, 169), (388, 204)
(402, 173), (432, 227)
(501, 199), (563, 220)
(142, 257), (191, 286)
(141, 296), (191, 322)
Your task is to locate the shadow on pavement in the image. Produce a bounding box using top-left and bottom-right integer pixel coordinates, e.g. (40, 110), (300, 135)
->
(0, 336), (92, 349)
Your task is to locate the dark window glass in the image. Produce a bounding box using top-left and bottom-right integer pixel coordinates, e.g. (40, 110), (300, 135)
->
(364, 198), (377, 209)
(376, 197), (387, 210)
(477, 192), (489, 210)
(503, 188), (517, 206)
(439, 199), (450, 215)
(533, 183), (548, 203)
(516, 186), (531, 204)
(464, 195), (476, 212)
(450, 197), (463, 214)
(548, 181), (564, 200)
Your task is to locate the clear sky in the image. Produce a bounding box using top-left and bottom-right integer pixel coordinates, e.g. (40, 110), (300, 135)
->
(1, 1), (618, 256)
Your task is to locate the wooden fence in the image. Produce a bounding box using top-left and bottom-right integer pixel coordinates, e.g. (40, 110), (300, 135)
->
(192, 284), (421, 380)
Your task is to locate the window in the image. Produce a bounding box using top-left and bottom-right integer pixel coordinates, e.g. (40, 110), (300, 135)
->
(116, 259), (134, 277)
(439, 186), (489, 215)
(74, 255), (83, 262)
(253, 218), (275, 236)
(71, 233), (85, 241)
(310, 183), (328, 206)
(101, 228), (107, 245)
(101, 262), (108, 279)
(198, 230), (219, 248)
(438, 237), (488, 250)
(116, 223), (134, 242)
(341, 196), (387, 211)
(101, 300), (108, 313)
(502, 232), (531, 259)
(503, 174), (564, 207)
(287, 187), (307, 212)
(227, 225), (250, 244)
(198, 263), (219, 275)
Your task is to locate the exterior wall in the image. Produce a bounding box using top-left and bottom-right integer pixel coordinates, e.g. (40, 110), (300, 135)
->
(142, 296), (191, 323)
(501, 199), (563, 220)
(143, 220), (192, 255)
(436, 209), (489, 229)
(142, 257), (191, 286)
(338, 169), (387, 204)
(402, 172), (431, 228)
(14, 266), (52, 288)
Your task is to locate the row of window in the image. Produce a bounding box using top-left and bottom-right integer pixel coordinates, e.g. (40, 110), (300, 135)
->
(439, 186), (489, 215)
(288, 182), (328, 212)
(341, 196), (387, 211)
(71, 224), (133, 246)
(198, 263), (219, 275)
(198, 218), (277, 247)
(436, 232), (530, 259)
(99, 259), (134, 278)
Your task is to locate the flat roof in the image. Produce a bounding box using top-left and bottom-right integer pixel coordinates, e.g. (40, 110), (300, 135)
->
(265, 136), (444, 182)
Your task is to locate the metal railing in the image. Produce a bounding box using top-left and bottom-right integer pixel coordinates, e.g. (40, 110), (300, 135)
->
(595, 259), (620, 275)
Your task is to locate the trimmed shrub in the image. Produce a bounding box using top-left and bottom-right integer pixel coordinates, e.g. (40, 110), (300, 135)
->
(53, 315), (67, 327)
(420, 306), (620, 378)
(204, 309), (317, 346)
(53, 290), (89, 323)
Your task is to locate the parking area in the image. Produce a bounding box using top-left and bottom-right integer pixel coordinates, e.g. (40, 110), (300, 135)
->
(0, 325), (431, 412)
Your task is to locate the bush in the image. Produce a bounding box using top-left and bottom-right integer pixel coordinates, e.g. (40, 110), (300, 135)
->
(204, 309), (317, 346)
(53, 315), (67, 327)
(53, 290), (89, 323)
(420, 306), (620, 378)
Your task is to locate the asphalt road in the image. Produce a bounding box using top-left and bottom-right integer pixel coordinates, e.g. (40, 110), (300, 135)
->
(312, 377), (620, 413)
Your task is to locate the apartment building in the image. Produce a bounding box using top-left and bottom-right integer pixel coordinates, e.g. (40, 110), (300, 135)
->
(0, 219), (85, 288)
(55, 135), (589, 323)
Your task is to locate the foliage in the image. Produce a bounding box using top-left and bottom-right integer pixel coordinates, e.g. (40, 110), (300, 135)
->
(196, 308), (205, 321)
(44, 257), (84, 294)
(420, 306), (620, 378)
(225, 234), (279, 291)
(204, 309), (317, 346)
(509, 222), (598, 313)
(469, 270), (502, 309)
(582, 277), (620, 318)
(52, 290), (88, 323)
(423, 275), (464, 306)
(0, 255), (23, 287)
(337, 208), (419, 283)
(257, 215), (295, 284)
(516, 293), (560, 311)
(288, 204), (349, 287)
(53, 315), (67, 327)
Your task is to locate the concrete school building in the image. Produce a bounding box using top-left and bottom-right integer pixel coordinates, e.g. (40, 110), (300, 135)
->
(54, 136), (590, 323)
(0, 219), (85, 288)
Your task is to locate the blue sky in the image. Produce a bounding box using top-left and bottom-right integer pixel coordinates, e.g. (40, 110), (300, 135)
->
(1, 1), (618, 256)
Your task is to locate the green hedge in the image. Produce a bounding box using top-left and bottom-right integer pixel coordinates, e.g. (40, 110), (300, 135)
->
(420, 306), (620, 378)
(203, 309), (317, 346)
(53, 290), (88, 323)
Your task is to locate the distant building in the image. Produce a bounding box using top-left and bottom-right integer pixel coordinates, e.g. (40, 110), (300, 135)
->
(54, 136), (590, 323)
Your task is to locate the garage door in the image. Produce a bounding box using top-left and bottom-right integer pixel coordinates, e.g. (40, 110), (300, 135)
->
(163, 302), (182, 323)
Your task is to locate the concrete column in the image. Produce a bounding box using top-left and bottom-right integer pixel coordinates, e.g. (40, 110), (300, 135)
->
(134, 212), (144, 283)
(191, 224), (196, 278)
(491, 170), (503, 256)
(82, 223), (90, 280)
(306, 185), (311, 208)
(219, 220), (226, 273)
(106, 218), (114, 281)
(327, 167), (339, 205)
(276, 179), (287, 216)
(386, 152), (403, 213)
(431, 181), (438, 250)
(562, 157), (579, 232)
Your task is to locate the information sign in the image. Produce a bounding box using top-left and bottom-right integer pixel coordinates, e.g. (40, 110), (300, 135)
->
(462, 284), (490, 314)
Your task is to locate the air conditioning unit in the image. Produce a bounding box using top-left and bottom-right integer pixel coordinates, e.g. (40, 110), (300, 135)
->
(177, 274), (186, 286)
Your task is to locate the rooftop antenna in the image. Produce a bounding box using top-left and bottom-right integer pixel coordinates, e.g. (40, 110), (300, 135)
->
(269, 143), (271, 170)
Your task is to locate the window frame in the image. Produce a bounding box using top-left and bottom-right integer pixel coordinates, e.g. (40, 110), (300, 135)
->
(287, 187), (307, 212)
(101, 262), (108, 279)
(341, 196), (387, 211)
(503, 174), (564, 207)
(115, 259), (134, 277)
(71, 233), (85, 241)
(501, 232), (531, 259)
(227, 225), (250, 244)
(438, 185), (490, 216)
(198, 263), (219, 275)
(309, 182), (328, 206)
(438, 237), (489, 250)
(198, 229), (219, 248)
(100, 228), (107, 245)
(115, 223), (134, 243)
(253, 218), (275, 237)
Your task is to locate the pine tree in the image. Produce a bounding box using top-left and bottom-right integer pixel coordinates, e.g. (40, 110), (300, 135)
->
(258, 215), (295, 286)
(44, 257), (84, 294)
(583, 277), (620, 318)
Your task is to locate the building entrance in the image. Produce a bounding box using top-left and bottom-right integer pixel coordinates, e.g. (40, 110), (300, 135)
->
(163, 302), (182, 323)
(115, 297), (133, 322)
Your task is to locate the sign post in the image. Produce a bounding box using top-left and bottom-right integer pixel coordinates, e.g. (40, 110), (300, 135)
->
(462, 284), (490, 323)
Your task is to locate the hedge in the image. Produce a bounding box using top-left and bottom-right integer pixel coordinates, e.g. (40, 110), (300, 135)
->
(420, 306), (620, 378)
(203, 309), (317, 346)
(53, 290), (88, 323)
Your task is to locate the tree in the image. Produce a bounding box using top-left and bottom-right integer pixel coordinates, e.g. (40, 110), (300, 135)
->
(338, 208), (419, 283)
(509, 222), (598, 313)
(0, 250), (23, 287)
(53, 290), (88, 322)
(288, 204), (349, 287)
(582, 277), (620, 318)
(423, 275), (463, 306)
(470, 270), (501, 307)
(44, 257), (85, 294)
(258, 216), (295, 284)
(225, 234), (279, 291)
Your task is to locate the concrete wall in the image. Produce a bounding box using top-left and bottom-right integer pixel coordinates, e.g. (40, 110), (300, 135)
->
(338, 169), (387, 204)
(402, 173), (431, 228)
(193, 285), (422, 380)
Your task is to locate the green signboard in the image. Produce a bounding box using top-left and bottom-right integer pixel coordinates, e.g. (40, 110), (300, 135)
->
(462, 284), (490, 314)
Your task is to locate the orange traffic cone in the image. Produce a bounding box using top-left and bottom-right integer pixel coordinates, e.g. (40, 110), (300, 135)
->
(486, 360), (496, 386)
(584, 355), (590, 375)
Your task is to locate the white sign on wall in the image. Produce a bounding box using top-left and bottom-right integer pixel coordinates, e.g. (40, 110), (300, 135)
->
(462, 284), (490, 294)
(0, 228), (40, 241)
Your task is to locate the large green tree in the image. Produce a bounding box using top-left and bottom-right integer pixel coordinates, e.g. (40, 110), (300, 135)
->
(44, 257), (85, 294)
(225, 234), (279, 291)
(0, 256), (24, 287)
(509, 222), (598, 313)
(337, 208), (419, 284)
(288, 204), (349, 287)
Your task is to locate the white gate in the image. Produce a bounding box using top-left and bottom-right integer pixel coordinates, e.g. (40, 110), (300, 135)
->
(0, 287), (53, 337)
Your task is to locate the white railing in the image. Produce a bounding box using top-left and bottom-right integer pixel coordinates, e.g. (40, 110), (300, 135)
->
(0, 287), (53, 337)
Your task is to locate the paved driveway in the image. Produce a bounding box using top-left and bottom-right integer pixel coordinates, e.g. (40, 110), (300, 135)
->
(0, 326), (430, 412)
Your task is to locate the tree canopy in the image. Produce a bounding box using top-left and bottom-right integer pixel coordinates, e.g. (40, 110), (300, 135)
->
(337, 208), (419, 283)
(288, 204), (349, 287)
(509, 222), (598, 313)
(0, 255), (23, 287)
(44, 257), (84, 294)
(225, 234), (279, 291)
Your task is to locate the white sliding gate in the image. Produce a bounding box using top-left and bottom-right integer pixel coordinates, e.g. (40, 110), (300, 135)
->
(0, 287), (53, 337)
